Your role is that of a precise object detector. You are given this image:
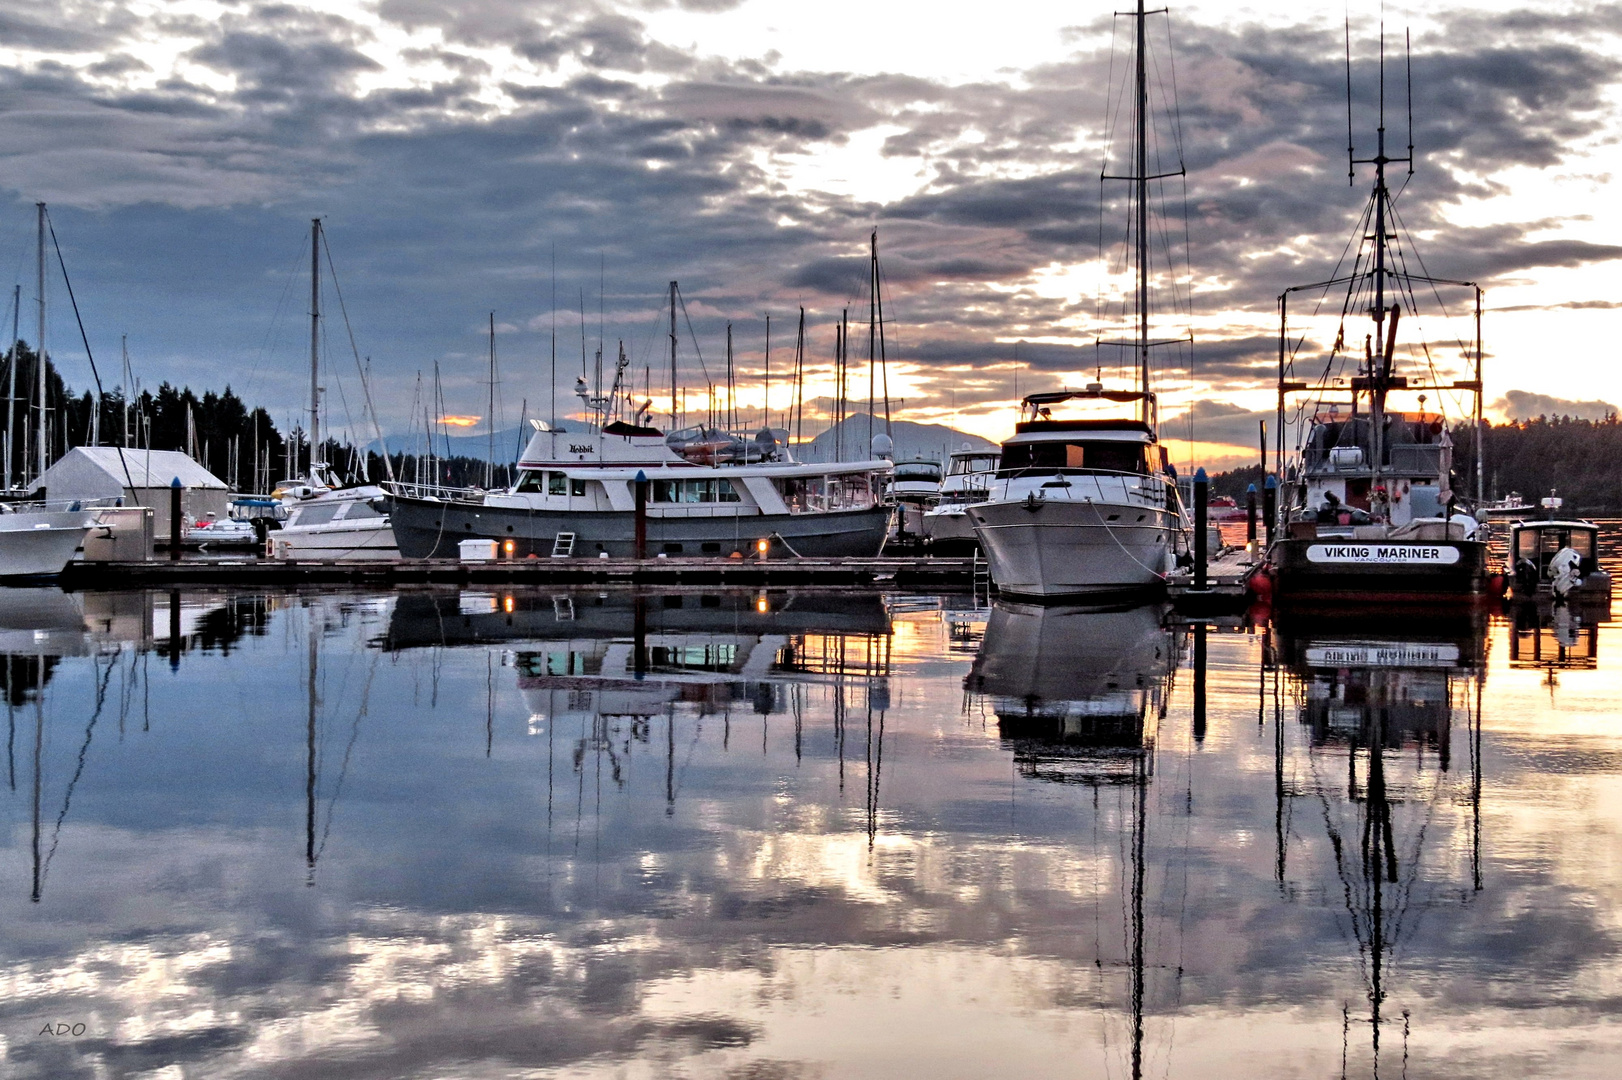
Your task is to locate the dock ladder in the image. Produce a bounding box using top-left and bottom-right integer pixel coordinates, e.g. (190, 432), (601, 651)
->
(551, 532), (576, 558)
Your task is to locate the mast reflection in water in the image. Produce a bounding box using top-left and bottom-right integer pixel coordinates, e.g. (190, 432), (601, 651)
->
(3, 586), (1621, 1079)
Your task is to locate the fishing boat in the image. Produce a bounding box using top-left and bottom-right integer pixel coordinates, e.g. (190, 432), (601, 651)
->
(968, 1), (1191, 598)
(1265, 43), (1488, 605)
(921, 447), (998, 552)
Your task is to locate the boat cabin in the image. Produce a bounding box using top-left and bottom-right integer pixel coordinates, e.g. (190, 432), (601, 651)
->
(1510, 520), (1603, 583)
(1292, 410), (1455, 528)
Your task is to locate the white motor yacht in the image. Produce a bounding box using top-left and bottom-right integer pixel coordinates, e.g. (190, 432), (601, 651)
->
(922, 447), (999, 551)
(888, 458), (942, 541)
(0, 502), (98, 579)
(269, 483), (396, 560)
(968, 387), (1187, 598)
(385, 421), (892, 560)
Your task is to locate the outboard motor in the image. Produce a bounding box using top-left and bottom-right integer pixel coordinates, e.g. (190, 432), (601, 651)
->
(1549, 546), (1582, 602)
(1513, 557), (1540, 595)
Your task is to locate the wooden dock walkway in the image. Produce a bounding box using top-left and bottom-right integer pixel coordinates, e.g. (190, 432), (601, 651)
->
(57, 550), (1261, 614)
(1166, 548), (1262, 613)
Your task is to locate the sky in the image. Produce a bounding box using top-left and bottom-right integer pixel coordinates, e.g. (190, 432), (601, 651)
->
(2, 0), (1620, 468)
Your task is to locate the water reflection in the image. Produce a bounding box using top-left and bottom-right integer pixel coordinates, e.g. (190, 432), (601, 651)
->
(1268, 611), (1488, 1073)
(965, 601), (1179, 784)
(2, 586), (1621, 1078)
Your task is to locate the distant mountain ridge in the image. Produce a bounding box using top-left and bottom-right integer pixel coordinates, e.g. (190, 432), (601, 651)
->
(796, 414), (997, 463)
(366, 414), (996, 465)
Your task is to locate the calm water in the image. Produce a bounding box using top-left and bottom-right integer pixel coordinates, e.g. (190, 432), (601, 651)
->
(2, 583), (1619, 1078)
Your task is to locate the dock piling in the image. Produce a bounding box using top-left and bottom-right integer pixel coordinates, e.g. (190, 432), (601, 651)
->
(169, 478), (182, 561)
(1194, 467), (1208, 591)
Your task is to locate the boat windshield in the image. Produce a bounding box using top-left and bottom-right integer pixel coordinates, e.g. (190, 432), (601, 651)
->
(998, 441), (1146, 477)
(894, 462), (942, 482)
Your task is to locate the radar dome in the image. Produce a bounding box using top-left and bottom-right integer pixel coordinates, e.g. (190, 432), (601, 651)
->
(871, 433), (894, 460)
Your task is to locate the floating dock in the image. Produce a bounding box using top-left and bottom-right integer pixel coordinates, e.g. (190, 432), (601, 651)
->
(58, 550), (1260, 614)
(60, 555), (984, 592)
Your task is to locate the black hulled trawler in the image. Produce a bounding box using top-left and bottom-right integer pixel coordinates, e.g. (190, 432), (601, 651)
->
(1265, 39), (1489, 606)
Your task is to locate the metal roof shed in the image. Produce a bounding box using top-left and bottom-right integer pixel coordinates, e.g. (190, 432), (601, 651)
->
(30, 447), (230, 537)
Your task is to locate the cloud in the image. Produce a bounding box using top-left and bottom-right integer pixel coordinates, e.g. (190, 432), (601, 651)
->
(0, 1), (1618, 434)
(1493, 389), (1618, 421)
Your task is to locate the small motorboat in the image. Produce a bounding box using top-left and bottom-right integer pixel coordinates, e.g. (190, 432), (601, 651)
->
(1506, 519), (1612, 603)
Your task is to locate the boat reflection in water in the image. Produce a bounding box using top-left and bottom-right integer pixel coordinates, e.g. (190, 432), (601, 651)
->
(386, 587), (895, 825)
(965, 600), (1180, 784)
(1268, 610), (1488, 1073)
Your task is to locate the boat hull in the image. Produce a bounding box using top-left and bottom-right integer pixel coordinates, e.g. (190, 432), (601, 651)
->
(0, 511), (95, 579)
(922, 506), (980, 552)
(968, 498), (1180, 598)
(271, 520), (398, 560)
(386, 496), (893, 560)
(1269, 536), (1489, 603)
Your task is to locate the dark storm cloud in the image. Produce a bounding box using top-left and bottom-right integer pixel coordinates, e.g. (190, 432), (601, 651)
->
(1493, 389), (1618, 420)
(0, 1), (1618, 428)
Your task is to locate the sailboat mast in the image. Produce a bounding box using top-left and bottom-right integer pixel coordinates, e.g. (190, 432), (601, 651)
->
(36, 202), (47, 482)
(668, 281), (678, 430)
(1135, 0), (1150, 425)
(487, 312), (496, 489)
(309, 218), (321, 474)
(869, 229), (878, 450)
(8, 284), (18, 488)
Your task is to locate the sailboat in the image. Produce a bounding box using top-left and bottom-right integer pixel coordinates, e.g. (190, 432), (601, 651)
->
(1265, 32), (1488, 603)
(0, 203), (101, 577)
(968, 1), (1190, 598)
(266, 219), (397, 560)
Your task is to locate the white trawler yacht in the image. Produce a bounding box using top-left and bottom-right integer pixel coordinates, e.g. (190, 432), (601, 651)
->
(968, 388), (1186, 597)
(388, 418), (892, 559)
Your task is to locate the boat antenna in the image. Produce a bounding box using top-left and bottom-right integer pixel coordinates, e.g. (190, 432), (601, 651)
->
(1406, 28), (1415, 177)
(1345, 16), (1356, 185)
(763, 313), (770, 433)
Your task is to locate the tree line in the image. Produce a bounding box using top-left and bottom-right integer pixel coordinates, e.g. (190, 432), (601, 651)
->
(2, 341), (510, 492)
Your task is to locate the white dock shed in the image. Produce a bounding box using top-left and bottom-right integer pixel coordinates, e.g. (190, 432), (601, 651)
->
(30, 447), (230, 537)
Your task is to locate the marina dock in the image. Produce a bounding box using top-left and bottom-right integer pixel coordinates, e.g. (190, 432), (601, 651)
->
(59, 554), (985, 592)
(57, 549), (1263, 613)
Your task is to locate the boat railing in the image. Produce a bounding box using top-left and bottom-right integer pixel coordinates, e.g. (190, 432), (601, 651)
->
(0, 496), (122, 515)
(997, 467), (1178, 507)
(381, 480), (488, 503)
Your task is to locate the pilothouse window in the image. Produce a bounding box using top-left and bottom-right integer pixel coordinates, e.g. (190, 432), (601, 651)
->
(1000, 441), (1146, 476)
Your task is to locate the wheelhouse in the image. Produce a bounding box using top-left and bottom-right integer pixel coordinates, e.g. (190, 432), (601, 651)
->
(1510, 520), (1601, 580)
